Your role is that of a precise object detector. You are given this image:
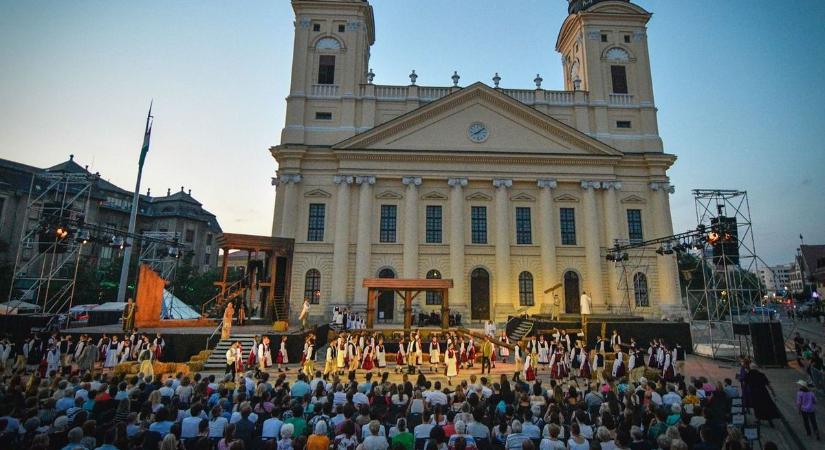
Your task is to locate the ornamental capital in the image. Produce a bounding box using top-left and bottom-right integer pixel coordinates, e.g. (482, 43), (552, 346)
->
(447, 177), (468, 187)
(402, 176), (422, 187)
(275, 173), (302, 185)
(602, 181), (623, 190)
(355, 176), (376, 185)
(537, 178), (558, 190)
(492, 178), (513, 189)
(580, 180), (601, 190)
(333, 175), (354, 185)
(649, 182), (675, 194)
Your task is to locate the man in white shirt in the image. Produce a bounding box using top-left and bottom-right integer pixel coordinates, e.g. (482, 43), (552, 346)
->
(180, 404), (204, 440)
(414, 411), (435, 441)
(426, 381), (448, 407)
(159, 380), (175, 399)
(261, 416), (283, 440)
(662, 385), (682, 407)
(352, 390), (370, 406)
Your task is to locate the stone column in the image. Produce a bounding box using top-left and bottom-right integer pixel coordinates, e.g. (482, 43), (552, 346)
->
(278, 174), (302, 238)
(581, 180), (604, 309)
(331, 175), (353, 303)
(448, 178), (467, 313)
(353, 176), (375, 306)
(402, 176), (422, 279)
(602, 181), (623, 310)
(650, 182), (683, 318)
(537, 179), (558, 312)
(493, 178), (513, 314)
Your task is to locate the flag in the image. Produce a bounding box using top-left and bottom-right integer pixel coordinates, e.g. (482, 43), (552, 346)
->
(138, 101), (153, 168)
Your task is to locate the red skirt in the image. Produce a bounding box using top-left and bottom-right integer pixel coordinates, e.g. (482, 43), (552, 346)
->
(276, 352), (284, 364)
(526, 367), (536, 381)
(362, 357), (374, 371)
(397, 352), (405, 365)
(580, 362), (591, 378)
(248, 353), (256, 367)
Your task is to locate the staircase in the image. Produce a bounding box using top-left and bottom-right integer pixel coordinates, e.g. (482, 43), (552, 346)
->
(506, 317), (535, 342)
(204, 333), (260, 371)
(201, 279), (246, 318)
(273, 295), (288, 322)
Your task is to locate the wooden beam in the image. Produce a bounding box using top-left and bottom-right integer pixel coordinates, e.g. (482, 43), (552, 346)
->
(441, 288), (449, 329)
(456, 328), (516, 351)
(367, 289), (377, 329)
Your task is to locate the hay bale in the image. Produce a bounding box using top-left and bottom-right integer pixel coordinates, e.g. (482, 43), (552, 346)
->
(175, 363), (191, 376)
(187, 361), (204, 372)
(273, 321), (288, 332)
(113, 362), (135, 377)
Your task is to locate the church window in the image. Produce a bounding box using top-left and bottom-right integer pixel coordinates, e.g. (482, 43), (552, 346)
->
(315, 112), (332, 120)
(304, 269), (321, 304)
(318, 55), (336, 84)
(634, 272), (649, 307)
(616, 120), (631, 129)
(185, 229), (195, 243)
(560, 208), (576, 245)
(307, 203), (325, 241)
(627, 209), (643, 243)
(425, 205), (442, 243)
(518, 271), (535, 306)
(315, 38), (341, 50)
(380, 204), (397, 243)
(338, 24), (345, 32)
(471, 206), (487, 244)
(313, 23), (320, 32)
(610, 65), (628, 94)
(624, 34), (631, 43)
(426, 269), (442, 305)
(601, 33), (608, 42)
(515, 207), (532, 245)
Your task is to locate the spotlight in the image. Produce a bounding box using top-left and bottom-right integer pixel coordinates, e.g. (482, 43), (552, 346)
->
(111, 236), (125, 248)
(707, 231), (720, 245)
(55, 226), (70, 239)
(75, 230), (90, 244)
(168, 246), (179, 257)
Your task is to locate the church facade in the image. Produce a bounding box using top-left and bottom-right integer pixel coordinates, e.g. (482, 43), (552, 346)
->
(270, 0), (682, 323)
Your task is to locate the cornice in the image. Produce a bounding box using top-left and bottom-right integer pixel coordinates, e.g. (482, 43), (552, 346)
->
(336, 150), (620, 166)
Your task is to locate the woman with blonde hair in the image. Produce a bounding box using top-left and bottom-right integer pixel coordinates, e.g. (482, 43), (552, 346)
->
(160, 433), (179, 450)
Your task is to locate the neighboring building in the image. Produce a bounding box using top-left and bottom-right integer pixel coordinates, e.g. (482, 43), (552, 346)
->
(758, 264), (792, 295)
(0, 155), (222, 275)
(793, 244), (825, 296)
(270, 0), (682, 323)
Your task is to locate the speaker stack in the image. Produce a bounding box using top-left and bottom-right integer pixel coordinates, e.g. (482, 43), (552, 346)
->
(749, 322), (786, 367)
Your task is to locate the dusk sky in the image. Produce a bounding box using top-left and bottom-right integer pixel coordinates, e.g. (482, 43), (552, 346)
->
(2, 0), (823, 266)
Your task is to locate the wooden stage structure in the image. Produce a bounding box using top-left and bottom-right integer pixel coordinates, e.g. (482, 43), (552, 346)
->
(363, 278), (453, 330)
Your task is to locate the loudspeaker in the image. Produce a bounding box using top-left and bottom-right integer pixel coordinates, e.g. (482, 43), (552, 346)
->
(710, 216), (739, 266)
(749, 322), (786, 367)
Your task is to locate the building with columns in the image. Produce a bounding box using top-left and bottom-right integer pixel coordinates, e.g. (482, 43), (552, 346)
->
(270, 0), (683, 323)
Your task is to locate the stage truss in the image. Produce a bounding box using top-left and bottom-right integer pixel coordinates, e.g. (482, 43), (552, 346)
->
(686, 189), (765, 361)
(610, 240), (655, 315)
(6, 171), (96, 315)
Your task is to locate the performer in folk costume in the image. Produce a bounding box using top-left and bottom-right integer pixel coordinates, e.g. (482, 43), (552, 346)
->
(137, 341), (154, 378)
(406, 334), (416, 373)
(467, 337), (476, 368)
(395, 336), (407, 373)
(537, 335), (550, 370)
(527, 336), (538, 355)
(336, 336), (347, 375)
(661, 345), (675, 381)
(323, 342), (336, 379)
(428, 336), (440, 372)
(225, 342), (239, 378)
(595, 336), (608, 354)
(489, 338), (496, 369)
(673, 343), (686, 376)
(259, 336), (273, 371)
(248, 336), (259, 369)
(458, 337), (467, 369)
(498, 332), (510, 364)
(656, 342), (666, 370)
(513, 341), (523, 378)
(647, 340), (658, 368)
(299, 297), (311, 330)
(122, 297), (137, 332)
(610, 330), (622, 348)
(119, 340), (131, 364)
(570, 341), (582, 378)
(612, 346), (626, 378)
(153, 333), (165, 361)
(221, 302), (234, 340)
(235, 342), (244, 374)
(444, 343), (459, 385)
(45, 344), (60, 375)
(376, 338), (387, 368)
(59, 336), (73, 371)
(414, 334), (423, 367)
(592, 350), (606, 383)
(349, 337), (361, 372)
(361, 341), (374, 371)
(560, 330), (571, 351)
(579, 348), (592, 379)
(276, 335), (288, 372)
(303, 337), (315, 375)
(524, 351), (536, 381)
(104, 336), (120, 368)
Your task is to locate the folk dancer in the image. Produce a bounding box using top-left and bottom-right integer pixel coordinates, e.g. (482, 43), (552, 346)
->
(655, 342), (666, 371)
(248, 336), (260, 369)
(299, 297), (311, 330)
(578, 347), (592, 379)
(376, 338), (387, 369)
(661, 345), (675, 381)
(348, 337), (361, 372)
(45, 344), (60, 376)
(395, 336), (407, 373)
(610, 330), (622, 348)
(414, 334), (423, 367)
(137, 341), (154, 378)
(323, 342), (336, 379)
(221, 302), (234, 340)
(559, 330), (572, 351)
(513, 341), (523, 380)
(458, 337), (467, 369)
(466, 337), (476, 369)
(523, 350), (536, 381)
(612, 346), (626, 379)
(119, 340), (131, 364)
(428, 336), (441, 373)
(592, 350), (606, 383)
(234, 342), (244, 374)
(153, 334), (165, 361)
(445, 343), (459, 385)
(498, 332), (510, 364)
(360, 340), (374, 371)
(276, 336), (288, 372)
(537, 336), (550, 371)
(570, 341), (583, 379)
(647, 340), (659, 368)
(549, 345), (566, 380)
(480, 337), (494, 375)
(77, 337), (97, 375)
(122, 297), (137, 332)
(335, 336), (347, 375)
(406, 335), (417, 374)
(259, 336), (272, 372)
(595, 336), (608, 354)
(104, 336), (120, 369)
(226, 341), (239, 378)
(673, 343), (686, 376)
(303, 337), (315, 375)
(59, 336), (73, 373)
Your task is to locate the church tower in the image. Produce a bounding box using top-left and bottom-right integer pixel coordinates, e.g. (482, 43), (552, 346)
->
(556, 0), (661, 151)
(281, 0), (375, 146)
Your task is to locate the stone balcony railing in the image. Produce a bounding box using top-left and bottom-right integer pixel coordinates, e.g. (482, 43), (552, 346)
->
(306, 83), (648, 108)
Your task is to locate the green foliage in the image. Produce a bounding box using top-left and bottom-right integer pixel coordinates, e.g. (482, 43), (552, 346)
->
(170, 262), (219, 308)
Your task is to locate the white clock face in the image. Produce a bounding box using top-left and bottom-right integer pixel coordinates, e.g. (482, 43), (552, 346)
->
(467, 122), (489, 143)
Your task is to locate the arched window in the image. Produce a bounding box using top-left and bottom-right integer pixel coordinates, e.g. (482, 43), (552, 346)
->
(518, 271), (534, 306)
(605, 47), (631, 62)
(426, 269), (442, 305)
(304, 269), (321, 304)
(634, 272), (649, 307)
(315, 37), (341, 50)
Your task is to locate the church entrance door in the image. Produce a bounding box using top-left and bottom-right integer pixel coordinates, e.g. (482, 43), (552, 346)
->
(563, 271), (581, 314)
(470, 268), (491, 320)
(377, 268), (395, 323)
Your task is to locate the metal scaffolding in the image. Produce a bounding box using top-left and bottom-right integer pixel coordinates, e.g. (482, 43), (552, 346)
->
(6, 171), (96, 314)
(686, 189), (765, 361)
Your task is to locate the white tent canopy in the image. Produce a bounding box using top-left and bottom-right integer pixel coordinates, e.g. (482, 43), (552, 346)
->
(161, 290), (200, 320)
(0, 300), (42, 314)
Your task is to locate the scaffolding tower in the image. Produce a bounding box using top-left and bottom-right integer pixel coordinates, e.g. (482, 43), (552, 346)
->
(686, 189), (765, 360)
(6, 171), (97, 314)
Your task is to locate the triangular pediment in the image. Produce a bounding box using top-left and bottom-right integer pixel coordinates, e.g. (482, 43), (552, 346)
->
(303, 189), (331, 198)
(333, 82), (623, 157)
(510, 192), (536, 202)
(420, 191), (448, 200)
(375, 190), (403, 200)
(554, 193), (580, 203)
(620, 194), (647, 204)
(465, 192), (493, 201)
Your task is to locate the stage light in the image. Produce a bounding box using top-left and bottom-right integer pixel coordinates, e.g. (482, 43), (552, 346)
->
(75, 230), (90, 244)
(168, 246), (179, 257)
(707, 231), (720, 244)
(55, 226), (70, 239)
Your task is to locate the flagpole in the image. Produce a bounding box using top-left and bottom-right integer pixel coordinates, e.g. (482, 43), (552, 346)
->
(117, 102), (153, 304)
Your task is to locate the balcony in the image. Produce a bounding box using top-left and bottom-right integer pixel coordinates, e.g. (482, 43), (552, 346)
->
(310, 84), (339, 98)
(608, 93), (635, 105)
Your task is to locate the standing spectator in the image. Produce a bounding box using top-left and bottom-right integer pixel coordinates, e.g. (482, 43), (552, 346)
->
(797, 379), (820, 440)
